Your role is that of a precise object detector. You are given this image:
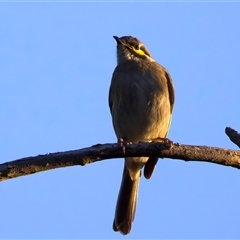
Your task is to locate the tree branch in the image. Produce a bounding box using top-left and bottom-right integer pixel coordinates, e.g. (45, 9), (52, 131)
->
(225, 127), (240, 148)
(1, 140), (240, 182)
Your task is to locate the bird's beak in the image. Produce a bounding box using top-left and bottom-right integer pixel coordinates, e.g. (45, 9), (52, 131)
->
(113, 36), (122, 45)
(113, 36), (131, 50)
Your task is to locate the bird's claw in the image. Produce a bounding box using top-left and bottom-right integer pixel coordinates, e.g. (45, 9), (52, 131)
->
(150, 137), (173, 148)
(118, 138), (131, 154)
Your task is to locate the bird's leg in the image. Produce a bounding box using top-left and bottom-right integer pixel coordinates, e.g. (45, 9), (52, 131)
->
(151, 137), (173, 148)
(139, 137), (173, 147)
(118, 138), (132, 154)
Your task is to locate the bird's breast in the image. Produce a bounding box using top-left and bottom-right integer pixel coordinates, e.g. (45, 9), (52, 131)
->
(111, 61), (171, 142)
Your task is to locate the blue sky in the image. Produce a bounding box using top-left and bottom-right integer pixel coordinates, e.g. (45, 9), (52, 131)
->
(1, 2), (240, 239)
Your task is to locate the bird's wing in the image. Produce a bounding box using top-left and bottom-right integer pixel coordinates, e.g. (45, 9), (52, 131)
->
(164, 69), (175, 113)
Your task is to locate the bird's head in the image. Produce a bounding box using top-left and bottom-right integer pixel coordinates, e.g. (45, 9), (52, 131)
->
(113, 36), (155, 64)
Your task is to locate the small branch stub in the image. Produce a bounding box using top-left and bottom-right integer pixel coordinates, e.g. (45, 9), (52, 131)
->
(225, 127), (240, 148)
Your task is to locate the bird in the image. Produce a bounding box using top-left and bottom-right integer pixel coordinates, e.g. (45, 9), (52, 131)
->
(109, 35), (175, 235)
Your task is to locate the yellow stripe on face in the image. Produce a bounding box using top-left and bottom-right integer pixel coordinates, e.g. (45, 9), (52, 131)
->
(132, 47), (146, 56)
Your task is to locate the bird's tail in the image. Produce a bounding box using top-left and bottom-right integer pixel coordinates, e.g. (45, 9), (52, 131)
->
(113, 164), (140, 235)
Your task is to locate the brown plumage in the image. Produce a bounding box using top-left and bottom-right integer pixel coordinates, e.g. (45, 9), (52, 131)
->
(109, 36), (174, 235)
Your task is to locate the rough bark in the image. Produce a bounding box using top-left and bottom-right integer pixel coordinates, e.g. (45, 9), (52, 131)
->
(1, 127), (240, 182)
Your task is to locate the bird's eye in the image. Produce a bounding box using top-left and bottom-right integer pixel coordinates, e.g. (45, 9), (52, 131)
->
(135, 45), (140, 50)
